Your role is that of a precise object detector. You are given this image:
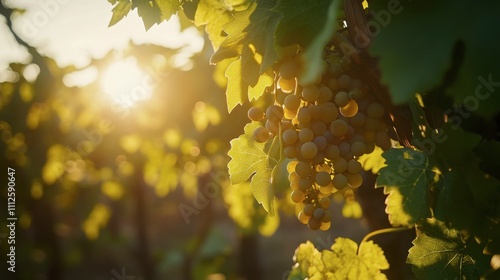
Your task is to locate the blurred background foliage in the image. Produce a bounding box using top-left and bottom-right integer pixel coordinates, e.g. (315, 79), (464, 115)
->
(0, 2), (372, 280)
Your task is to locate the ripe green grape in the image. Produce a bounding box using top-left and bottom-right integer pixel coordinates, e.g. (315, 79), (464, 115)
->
(350, 112), (366, 127)
(340, 100), (358, 117)
(320, 221), (331, 231)
(266, 119), (280, 134)
(330, 119), (348, 137)
(338, 74), (351, 89)
(298, 211), (311, 225)
(325, 145), (340, 160)
(303, 203), (315, 216)
(318, 86), (333, 103)
(319, 197), (331, 209)
(333, 158), (347, 173)
(313, 136), (328, 151)
(297, 106), (312, 123)
(319, 184), (334, 194)
(299, 178), (313, 192)
(350, 141), (366, 157)
(302, 86), (320, 103)
(347, 159), (362, 174)
(299, 128), (314, 142)
(334, 91), (349, 107)
(284, 108), (297, 120)
(247, 107), (264, 121)
(311, 121), (327, 136)
(339, 142), (350, 156)
(308, 217), (321, 230)
(319, 102), (339, 123)
(321, 210), (332, 223)
(367, 102), (385, 119)
(308, 104), (321, 120)
(315, 171), (331, 186)
(283, 129), (298, 145)
(332, 173), (348, 190)
(291, 189), (305, 203)
(295, 161), (312, 178)
(278, 77), (296, 93)
(348, 88), (362, 100)
(253, 126), (271, 143)
(313, 208), (325, 220)
(266, 105), (284, 122)
(347, 173), (363, 188)
(284, 146), (297, 158)
(284, 94), (301, 111)
(287, 161), (298, 173)
(301, 142), (318, 159)
(279, 60), (299, 80)
(375, 131), (391, 150)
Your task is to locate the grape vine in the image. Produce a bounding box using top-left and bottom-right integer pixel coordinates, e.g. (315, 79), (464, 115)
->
(110, 0), (500, 278)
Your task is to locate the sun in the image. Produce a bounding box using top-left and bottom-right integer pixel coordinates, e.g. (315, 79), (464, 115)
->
(100, 57), (152, 108)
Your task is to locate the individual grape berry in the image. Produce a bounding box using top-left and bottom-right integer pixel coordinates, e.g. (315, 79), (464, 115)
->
(288, 170), (299, 182)
(298, 128), (314, 142)
(347, 159), (362, 174)
(284, 108), (297, 119)
(319, 222), (331, 231)
(298, 211), (311, 225)
(319, 102), (338, 123)
(298, 178), (313, 192)
(332, 173), (348, 190)
(308, 217), (321, 230)
(284, 146), (298, 158)
(302, 86), (320, 103)
(318, 86), (333, 103)
(284, 94), (301, 111)
(308, 104), (321, 120)
(338, 74), (351, 89)
(253, 127), (271, 143)
(279, 60), (299, 80)
(339, 142), (350, 156)
(375, 131), (391, 150)
(321, 210), (332, 223)
(330, 119), (348, 137)
(363, 131), (376, 142)
(365, 142), (376, 154)
(312, 152), (325, 165)
(350, 141), (366, 157)
(365, 118), (379, 131)
(313, 208), (325, 220)
(310, 121), (327, 136)
(327, 77), (340, 92)
(350, 112), (366, 127)
(295, 161), (312, 178)
(266, 119), (280, 134)
(301, 142), (318, 159)
(333, 158), (347, 173)
(334, 91), (349, 107)
(297, 106), (312, 123)
(266, 105), (284, 122)
(315, 171), (331, 186)
(340, 100), (358, 117)
(348, 88), (362, 100)
(347, 173), (363, 188)
(319, 184), (334, 194)
(278, 77), (296, 93)
(367, 102), (385, 119)
(325, 144), (340, 160)
(283, 129), (298, 145)
(291, 189), (305, 203)
(313, 136), (328, 151)
(319, 197), (331, 209)
(303, 203), (315, 216)
(247, 107), (264, 121)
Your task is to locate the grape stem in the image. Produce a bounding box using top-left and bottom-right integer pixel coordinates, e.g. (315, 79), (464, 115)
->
(357, 227), (409, 255)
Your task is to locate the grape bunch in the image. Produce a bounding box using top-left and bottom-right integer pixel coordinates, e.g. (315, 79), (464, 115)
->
(247, 51), (392, 231)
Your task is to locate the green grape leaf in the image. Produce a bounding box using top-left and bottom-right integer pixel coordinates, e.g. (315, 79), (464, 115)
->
(154, 0), (182, 21)
(132, 0), (162, 30)
(358, 146), (386, 174)
(210, 0), (280, 83)
(407, 219), (491, 279)
(289, 238), (389, 280)
(369, 0), (500, 119)
(108, 0), (133, 27)
(376, 148), (435, 226)
(228, 122), (279, 215)
(195, 0), (234, 50)
(223, 58), (273, 112)
(273, 0), (340, 84)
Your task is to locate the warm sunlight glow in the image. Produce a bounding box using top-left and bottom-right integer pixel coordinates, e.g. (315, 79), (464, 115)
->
(100, 57), (152, 108)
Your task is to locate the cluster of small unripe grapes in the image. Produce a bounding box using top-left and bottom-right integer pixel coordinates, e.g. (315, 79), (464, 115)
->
(247, 51), (391, 231)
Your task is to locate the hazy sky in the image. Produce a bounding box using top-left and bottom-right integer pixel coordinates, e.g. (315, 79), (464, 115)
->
(0, 0), (203, 70)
